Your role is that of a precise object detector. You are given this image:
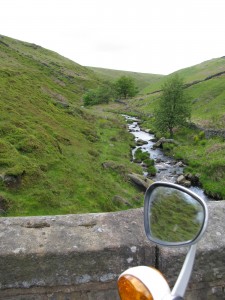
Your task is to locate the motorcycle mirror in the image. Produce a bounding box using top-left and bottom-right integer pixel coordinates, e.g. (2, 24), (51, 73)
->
(144, 182), (208, 247)
(118, 182), (209, 300)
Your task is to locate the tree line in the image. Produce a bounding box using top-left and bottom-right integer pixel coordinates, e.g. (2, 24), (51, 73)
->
(83, 76), (138, 106)
(83, 74), (191, 138)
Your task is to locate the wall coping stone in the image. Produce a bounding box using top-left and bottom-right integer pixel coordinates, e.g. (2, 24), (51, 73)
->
(0, 201), (225, 299)
(0, 208), (155, 299)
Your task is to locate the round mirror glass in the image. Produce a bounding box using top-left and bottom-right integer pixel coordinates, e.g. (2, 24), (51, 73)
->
(145, 185), (205, 245)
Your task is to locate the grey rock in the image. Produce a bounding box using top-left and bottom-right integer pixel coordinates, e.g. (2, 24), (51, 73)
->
(128, 173), (153, 190)
(136, 139), (148, 146)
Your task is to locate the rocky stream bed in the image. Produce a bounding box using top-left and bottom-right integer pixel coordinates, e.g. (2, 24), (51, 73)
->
(124, 115), (210, 201)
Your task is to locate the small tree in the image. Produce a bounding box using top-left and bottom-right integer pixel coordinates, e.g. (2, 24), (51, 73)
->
(154, 75), (191, 137)
(115, 76), (138, 99)
(83, 85), (115, 106)
(83, 89), (98, 106)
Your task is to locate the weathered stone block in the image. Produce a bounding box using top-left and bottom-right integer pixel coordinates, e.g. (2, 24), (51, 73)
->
(0, 209), (155, 300)
(0, 201), (225, 299)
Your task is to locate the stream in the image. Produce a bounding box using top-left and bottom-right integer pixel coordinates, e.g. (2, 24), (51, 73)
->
(124, 115), (209, 201)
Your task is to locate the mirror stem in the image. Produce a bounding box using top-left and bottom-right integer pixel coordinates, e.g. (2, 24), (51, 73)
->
(171, 244), (197, 298)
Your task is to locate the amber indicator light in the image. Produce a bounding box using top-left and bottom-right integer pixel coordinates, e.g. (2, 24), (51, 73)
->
(118, 274), (154, 300)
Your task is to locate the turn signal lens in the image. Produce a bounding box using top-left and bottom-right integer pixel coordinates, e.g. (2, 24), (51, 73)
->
(118, 274), (153, 300)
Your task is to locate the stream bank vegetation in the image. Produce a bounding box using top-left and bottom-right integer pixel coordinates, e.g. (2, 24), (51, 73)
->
(84, 70), (225, 200)
(134, 148), (156, 176)
(140, 116), (225, 200)
(123, 65), (225, 200)
(171, 128), (225, 200)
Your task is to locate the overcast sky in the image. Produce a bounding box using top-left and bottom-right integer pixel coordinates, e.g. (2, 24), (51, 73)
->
(1, 0), (225, 74)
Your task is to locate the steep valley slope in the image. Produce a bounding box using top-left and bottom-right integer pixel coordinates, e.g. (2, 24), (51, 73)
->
(0, 35), (148, 216)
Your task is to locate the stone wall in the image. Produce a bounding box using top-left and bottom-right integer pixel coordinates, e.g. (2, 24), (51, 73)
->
(191, 124), (225, 139)
(0, 201), (225, 299)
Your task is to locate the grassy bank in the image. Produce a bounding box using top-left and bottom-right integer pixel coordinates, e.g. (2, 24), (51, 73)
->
(171, 128), (225, 199)
(151, 125), (225, 199)
(0, 35), (146, 216)
(121, 58), (225, 200)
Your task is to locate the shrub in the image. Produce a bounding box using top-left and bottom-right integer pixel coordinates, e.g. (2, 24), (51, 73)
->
(193, 131), (206, 145)
(193, 135), (199, 144)
(199, 131), (205, 139)
(143, 158), (154, 167)
(162, 142), (175, 152)
(83, 85), (115, 106)
(134, 148), (149, 161)
(147, 165), (157, 176)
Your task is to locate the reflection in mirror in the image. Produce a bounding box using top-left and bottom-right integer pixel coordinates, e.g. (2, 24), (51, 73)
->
(148, 186), (204, 243)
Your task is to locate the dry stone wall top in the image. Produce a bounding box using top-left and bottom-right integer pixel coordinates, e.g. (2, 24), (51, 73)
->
(0, 202), (225, 299)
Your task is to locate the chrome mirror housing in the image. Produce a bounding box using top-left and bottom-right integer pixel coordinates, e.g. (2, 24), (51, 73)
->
(144, 182), (208, 247)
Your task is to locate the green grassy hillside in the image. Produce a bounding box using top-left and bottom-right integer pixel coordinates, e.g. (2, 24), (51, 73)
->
(123, 57), (225, 199)
(142, 57), (225, 94)
(87, 66), (164, 90)
(129, 57), (225, 129)
(0, 35), (144, 216)
(1, 34), (224, 215)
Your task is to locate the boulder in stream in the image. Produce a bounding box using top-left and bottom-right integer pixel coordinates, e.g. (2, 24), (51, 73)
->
(153, 137), (179, 149)
(175, 161), (185, 167)
(128, 173), (153, 190)
(185, 173), (200, 185)
(177, 173), (200, 188)
(144, 129), (155, 134)
(136, 139), (148, 146)
(176, 175), (191, 187)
